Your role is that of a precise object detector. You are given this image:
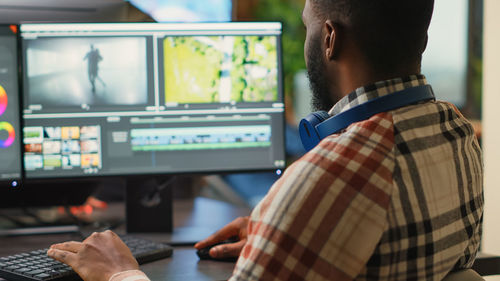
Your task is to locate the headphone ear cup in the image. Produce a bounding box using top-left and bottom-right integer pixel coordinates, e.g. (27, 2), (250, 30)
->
(299, 111), (331, 152)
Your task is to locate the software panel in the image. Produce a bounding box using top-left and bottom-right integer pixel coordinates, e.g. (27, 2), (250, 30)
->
(20, 23), (285, 180)
(0, 25), (22, 186)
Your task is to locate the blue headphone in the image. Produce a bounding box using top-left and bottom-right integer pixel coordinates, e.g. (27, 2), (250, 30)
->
(299, 85), (435, 152)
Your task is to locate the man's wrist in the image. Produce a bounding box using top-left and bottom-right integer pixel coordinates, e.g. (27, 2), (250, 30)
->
(108, 269), (150, 281)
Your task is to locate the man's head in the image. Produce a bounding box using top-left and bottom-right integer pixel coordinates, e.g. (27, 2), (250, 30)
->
(303, 0), (434, 111)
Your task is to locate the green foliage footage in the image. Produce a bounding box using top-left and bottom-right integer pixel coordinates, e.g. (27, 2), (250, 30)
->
(164, 36), (278, 104)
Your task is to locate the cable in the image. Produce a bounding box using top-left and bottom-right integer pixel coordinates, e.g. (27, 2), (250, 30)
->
(140, 176), (177, 208)
(0, 213), (28, 228)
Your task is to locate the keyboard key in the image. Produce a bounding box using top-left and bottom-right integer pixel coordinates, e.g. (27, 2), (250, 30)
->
(26, 269), (46, 276)
(5, 265), (20, 271)
(34, 273), (52, 280)
(14, 267), (32, 274)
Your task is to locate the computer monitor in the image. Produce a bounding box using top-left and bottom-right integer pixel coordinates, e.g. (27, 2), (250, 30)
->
(19, 22), (285, 232)
(0, 25), (22, 188)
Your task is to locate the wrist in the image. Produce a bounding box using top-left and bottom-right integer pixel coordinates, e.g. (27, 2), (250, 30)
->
(108, 270), (150, 281)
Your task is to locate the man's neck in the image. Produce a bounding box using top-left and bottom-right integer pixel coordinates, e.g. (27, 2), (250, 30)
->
(336, 66), (421, 98)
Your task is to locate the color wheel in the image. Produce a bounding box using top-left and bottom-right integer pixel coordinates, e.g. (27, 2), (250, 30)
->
(0, 84), (7, 116)
(0, 121), (15, 148)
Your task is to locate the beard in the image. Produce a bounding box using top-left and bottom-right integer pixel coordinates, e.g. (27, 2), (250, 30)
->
(306, 35), (336, 112)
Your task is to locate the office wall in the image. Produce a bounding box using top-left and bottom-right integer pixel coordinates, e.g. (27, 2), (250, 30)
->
(482, 0), (500, 255)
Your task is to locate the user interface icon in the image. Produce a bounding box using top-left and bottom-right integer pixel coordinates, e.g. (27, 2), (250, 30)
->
(0, 121), (15, 148)
(0, 85), (7, 116)
(0, 84), (15, 148)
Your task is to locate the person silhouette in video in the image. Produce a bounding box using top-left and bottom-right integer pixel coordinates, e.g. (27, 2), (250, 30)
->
(83, 44), (103, 94)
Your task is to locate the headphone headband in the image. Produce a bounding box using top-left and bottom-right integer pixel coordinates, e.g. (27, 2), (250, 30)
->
(299, 85), (435, 152)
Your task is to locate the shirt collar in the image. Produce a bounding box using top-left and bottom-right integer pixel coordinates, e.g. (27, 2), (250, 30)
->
(328, 74), (428, 116)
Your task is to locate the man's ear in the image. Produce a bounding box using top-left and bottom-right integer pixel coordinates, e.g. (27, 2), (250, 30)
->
(324, 20), (337, 61)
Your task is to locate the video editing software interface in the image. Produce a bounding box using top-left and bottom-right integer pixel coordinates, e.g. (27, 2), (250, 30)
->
(0, 25), (22, 185)
(20, 23), (285, 179)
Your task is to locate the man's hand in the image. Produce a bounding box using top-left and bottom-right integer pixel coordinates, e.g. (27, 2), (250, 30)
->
(194, 216), (249, 259)
(47, 230), (139, 281)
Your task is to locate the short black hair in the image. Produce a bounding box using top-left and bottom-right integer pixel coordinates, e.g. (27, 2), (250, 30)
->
(311, 0), (434, 74)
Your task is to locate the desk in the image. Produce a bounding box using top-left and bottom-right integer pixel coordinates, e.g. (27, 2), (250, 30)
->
(1, 197), (500, 280)
(0, 233), (235, 281)
(0, 197), (250, 281)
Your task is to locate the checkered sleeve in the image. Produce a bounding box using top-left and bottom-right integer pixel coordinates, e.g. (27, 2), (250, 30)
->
(230, 113), (396, 281)
(108, 270), (150, 281)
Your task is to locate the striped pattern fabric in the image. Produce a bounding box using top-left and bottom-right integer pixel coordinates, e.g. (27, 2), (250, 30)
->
(230, 76), (483, 281)
(109, 270), (150, 281)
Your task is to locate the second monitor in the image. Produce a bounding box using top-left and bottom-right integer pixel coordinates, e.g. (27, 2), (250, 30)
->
(20, 22), (285, 180)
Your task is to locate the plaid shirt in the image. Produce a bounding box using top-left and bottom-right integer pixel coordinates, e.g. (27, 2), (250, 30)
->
(230, 75), (483, 281)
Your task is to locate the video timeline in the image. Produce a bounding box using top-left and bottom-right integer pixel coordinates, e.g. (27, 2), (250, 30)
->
(130, 125), (271, 151)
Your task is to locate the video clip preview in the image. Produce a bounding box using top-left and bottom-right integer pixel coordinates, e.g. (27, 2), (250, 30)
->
(21, 23), (283, 114)
(162, 35), (279, 105)
(23, 36), (152, 113)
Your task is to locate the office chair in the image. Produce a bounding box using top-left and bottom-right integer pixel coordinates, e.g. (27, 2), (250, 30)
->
(442, 269), (484, 281)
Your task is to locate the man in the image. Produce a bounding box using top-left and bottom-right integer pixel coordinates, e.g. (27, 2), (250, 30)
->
(83, 44), (103, 94)
(48, 0), (483, 280)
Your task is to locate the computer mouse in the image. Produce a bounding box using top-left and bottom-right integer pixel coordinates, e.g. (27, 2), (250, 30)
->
(196, 237), (239, 262)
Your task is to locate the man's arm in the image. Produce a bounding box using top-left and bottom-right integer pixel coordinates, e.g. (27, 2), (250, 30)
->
(230, 113), (395, 281)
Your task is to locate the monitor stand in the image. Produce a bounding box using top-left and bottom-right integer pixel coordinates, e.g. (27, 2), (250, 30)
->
(125, 177), (173, 233)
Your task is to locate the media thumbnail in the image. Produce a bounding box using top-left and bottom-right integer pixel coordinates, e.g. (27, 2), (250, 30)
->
(62, 126), (80, 140)
(24, 155), (43, 170)
(81, 153), (100, 168)
(44, 127), (61, 139)
(80, 126), (100, 139)
(43, 155), (62, 168)
(43, 140), (61, 154)
(62, 140), (81, 154)
(80, 139), (99, 153)
(25, 143), (42, 153)
(62, 154), (81, 168)
(26, 37), (148, 107)
(164, 35), (278, 104)
(23, 127), (43, 144)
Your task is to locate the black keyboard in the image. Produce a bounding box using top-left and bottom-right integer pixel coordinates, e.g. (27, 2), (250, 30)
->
(0, 235), (173, 281)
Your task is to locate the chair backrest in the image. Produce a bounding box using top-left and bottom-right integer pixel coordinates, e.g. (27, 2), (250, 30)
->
(442, 269), (484, 281)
